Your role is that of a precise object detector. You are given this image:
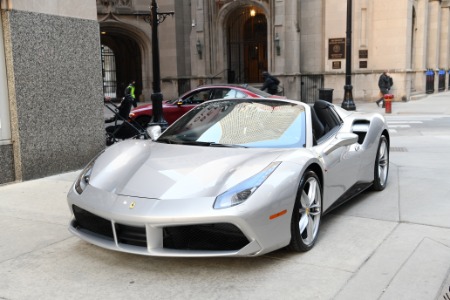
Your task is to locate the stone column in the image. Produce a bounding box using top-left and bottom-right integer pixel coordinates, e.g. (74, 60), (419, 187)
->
(427, 0), (441, 70)
(278, 0), (301, 99)
(273, 0), (284, 74)
(440, 2), (450, 70)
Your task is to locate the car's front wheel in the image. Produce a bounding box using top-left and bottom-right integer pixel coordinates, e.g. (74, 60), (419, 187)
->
(372, 135), (389, 191)
(289, 170), (322, 252)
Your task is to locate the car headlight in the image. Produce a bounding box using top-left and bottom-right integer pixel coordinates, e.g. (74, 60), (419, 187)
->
(74, 151), (104, 194)
(74, 160), (95, 194)
(213, 162), (281, 209)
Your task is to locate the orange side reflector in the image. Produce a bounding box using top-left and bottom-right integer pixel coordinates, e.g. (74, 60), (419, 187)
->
(269, 209), (287, 220)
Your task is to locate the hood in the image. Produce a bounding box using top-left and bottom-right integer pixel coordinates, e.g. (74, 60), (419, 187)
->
(89, 140), (284, 200)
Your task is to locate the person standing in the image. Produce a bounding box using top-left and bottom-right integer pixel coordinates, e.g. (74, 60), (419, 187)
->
(376, 71), (393, 108)
(261, 71), (280, 95)
(125, 80), (137, 108)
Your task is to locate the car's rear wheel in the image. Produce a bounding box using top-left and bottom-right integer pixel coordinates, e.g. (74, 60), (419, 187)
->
(289, 170), (322, 252)
(135, 116), (152, 128)
(372, 135), (389, 191)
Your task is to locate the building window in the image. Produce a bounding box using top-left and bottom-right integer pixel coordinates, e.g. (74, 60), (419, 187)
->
(101, 45), (117, 100)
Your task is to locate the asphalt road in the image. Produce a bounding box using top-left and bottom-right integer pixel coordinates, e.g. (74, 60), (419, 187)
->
(1, 93), (450, 300)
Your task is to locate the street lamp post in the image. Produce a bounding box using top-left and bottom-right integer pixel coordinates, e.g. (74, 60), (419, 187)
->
(149, 0), (174, 128)
(341, 0), (356, 111)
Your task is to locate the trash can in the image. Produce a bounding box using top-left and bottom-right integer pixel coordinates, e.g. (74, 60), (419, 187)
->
(318, 88), (334, 103)
(425, 69), (435, 94)
(438, 69), (446, 92)
(448, 70), (450, 90)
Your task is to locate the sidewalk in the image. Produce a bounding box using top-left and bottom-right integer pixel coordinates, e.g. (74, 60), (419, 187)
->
(353, 91), (450, 115)
(1, 92), (450, 299)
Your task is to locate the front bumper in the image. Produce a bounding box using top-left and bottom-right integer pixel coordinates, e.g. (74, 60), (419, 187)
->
(67, 183), (292, 257)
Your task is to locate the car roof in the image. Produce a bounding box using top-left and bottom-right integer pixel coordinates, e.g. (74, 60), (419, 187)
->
(189, 83), (273, 97)
(200, 96), (306, 106)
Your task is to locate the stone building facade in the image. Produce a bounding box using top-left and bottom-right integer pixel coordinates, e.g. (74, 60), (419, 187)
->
(97, 0), (450, 104)
(0, 0), (104, 184)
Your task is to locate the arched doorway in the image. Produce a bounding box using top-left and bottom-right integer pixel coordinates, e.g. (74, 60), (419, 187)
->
(227, 6), (267, 84)
(100, 27), (142, 101)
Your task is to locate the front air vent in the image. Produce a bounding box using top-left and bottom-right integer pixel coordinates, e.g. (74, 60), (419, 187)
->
(163, 223), (249, 251)
(72, 205), (114, 240)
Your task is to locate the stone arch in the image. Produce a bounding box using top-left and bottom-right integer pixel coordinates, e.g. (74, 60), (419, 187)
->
(215, 1), (271, 84)
(99, 21), (152, 101)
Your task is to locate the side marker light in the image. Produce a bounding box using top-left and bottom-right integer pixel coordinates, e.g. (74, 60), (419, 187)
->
(269, 209), (287, 220)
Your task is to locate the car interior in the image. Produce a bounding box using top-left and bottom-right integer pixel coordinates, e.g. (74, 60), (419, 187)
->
(184, 90), (211, 104)
(310, 100), (343, 144)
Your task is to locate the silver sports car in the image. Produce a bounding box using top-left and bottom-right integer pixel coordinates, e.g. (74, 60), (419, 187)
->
(67, 98), (389, 257)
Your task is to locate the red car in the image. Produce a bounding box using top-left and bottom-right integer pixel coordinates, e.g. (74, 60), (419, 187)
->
(129, 84), (282, 127)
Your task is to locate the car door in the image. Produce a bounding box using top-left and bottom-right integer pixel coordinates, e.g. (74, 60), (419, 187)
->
(312, 104), (362, 211)
(165, 88), (213, 124)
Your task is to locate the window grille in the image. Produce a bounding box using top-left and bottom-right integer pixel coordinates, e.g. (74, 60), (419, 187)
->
(101, 45), (117, 100)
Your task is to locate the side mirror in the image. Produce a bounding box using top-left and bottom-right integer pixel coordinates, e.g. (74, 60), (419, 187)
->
(177, 101), (183, 107)
(146, 125), (162, 141)
(323, 133), (358, 155)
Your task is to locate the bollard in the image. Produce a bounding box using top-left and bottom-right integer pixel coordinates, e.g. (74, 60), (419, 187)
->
(384, 94), (393, 114)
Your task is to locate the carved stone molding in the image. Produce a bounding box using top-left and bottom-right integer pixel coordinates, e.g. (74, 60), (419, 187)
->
(97, 0), (132, 9)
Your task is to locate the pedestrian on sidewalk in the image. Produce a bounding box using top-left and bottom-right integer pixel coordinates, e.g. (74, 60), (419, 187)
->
(125, 80), (137, 108)
(376, 71), (393, 108)
(261, 71), (280, 95)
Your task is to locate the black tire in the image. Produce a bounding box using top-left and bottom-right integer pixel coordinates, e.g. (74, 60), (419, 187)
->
(289, 170), (322, 252)
(372, 135), (389, 191)
(105, 133), (116, 146)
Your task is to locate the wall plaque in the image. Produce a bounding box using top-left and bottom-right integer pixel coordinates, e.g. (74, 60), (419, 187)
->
(359, 50), (368, 59)
(328, 38), (345, 59)
(332, 61), (341, 69)
(359, 61), (367, 68)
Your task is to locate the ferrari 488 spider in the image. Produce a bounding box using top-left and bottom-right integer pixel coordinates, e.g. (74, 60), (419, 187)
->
(68, 98), (389, 257)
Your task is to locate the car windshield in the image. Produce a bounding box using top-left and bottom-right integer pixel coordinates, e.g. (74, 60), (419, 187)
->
(157, 99), (306, 148)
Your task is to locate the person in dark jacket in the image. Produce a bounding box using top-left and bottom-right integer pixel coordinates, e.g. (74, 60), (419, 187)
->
(376, 71), (393, 108)
(261, 71), (280, 95)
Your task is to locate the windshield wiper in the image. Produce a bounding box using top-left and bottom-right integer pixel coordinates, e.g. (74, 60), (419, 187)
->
(209, 142), (247, 148)
(158, 138), (247, 148)
(186, 141), (247, 148)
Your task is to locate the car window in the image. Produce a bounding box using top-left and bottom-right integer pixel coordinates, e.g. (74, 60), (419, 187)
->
(235, 91), (247, 98)
(183, 89), (211, 104)
(223, 89), (236, 99)
(211, 88), (231, 99)
(223, 89), (246, 99)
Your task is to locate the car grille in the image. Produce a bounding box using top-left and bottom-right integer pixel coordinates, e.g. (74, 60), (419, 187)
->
(72, 205), (250, 252)
(72, 205), (146, 247)
(115, 223), (146, 247)
(163, 223), (249, 251)
(72, 205), (114, 240)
